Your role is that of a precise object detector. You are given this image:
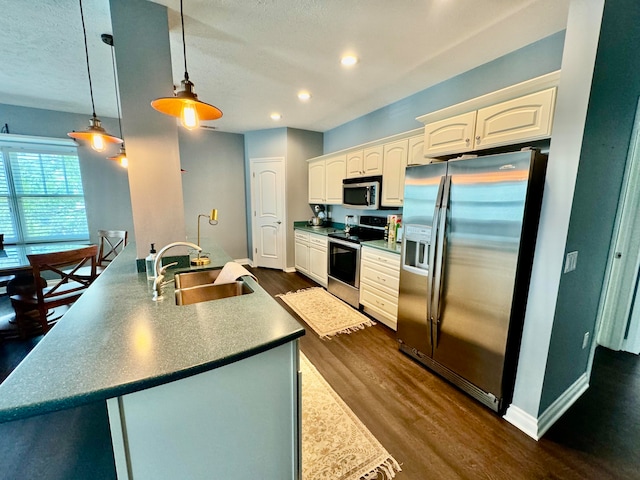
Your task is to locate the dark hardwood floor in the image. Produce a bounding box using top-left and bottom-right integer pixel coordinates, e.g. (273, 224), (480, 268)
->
(250, 266), (640, 480)
(1, 269), (638, 479)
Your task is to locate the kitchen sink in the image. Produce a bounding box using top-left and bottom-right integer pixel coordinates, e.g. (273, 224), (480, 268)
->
(175, 281), (253, 306)
(174, 268), (222, 289)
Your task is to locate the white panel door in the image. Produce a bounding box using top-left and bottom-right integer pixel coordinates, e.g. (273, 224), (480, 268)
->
(251, 158), (285, 269)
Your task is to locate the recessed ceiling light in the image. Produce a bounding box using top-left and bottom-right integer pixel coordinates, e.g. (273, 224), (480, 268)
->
(270, 113), (282, 121)
(298, 91), (311, 101)
(341, 55), (358, 67)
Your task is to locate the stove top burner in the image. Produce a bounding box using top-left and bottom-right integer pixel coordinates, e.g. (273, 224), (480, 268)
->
(328, 226), (385, 244)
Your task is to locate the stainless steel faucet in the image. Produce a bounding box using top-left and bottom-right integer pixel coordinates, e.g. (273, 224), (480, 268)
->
(152, 241), (202, 301)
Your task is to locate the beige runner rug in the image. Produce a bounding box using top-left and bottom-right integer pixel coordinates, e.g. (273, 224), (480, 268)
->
(277, 287), (375, 338)
(301, 352), (401, 479)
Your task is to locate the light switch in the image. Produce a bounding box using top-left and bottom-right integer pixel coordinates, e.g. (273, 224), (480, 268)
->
(564, 251), (578, 273)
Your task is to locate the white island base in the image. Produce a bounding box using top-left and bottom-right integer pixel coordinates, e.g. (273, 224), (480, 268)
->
(107, 341), (301, 479)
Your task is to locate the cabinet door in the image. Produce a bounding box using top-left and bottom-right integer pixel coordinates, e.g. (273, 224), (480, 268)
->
(408, 135), (430, 166)
(325, 154), (346, 204)
(308, 159), (326, 203)
(475, 87), (556, 149)
(423, 111), (477, 157)
(308, 245), (327, 286)
(295, 240), (309, 273)
(382, 139), (408, 207)
(363, 145), (384, 175)
(346, 150), (364, 178)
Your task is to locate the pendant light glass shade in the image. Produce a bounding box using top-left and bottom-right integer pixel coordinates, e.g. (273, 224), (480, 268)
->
(69, 116), (122, 152)
(151, 0), (222, 129)
(67, 0), (122, 151)
(108, 145), (128, 168)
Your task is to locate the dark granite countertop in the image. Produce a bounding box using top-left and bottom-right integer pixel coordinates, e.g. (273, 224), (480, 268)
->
(0, 241), (305, 423)
(361, 239), (402, 255)
(293, 221), (343, 235)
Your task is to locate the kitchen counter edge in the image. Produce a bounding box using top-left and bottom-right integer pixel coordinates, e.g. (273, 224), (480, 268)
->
(0, 241), (305, 423)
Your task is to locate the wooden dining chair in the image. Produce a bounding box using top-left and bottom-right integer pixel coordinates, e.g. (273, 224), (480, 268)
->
(10, 245), (98, 335)
(96, 230), (128, 273)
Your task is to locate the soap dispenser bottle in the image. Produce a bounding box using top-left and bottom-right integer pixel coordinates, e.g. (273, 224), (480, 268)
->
(146, 243), (157, 280)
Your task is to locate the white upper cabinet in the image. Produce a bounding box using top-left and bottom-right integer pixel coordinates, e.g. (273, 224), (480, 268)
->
(407, 134), (430, 166)
(422, 87), (557, 158)
(423, 111), (477, 157)
(474, 87), (556, 150)
(308, 158), (326, 203)
(363, 145), (384, 175)
(346, 150), (364, 178)
(308, 154), (345, 204)
(325, 154), (346, 204)
(382, 139), (408, 207)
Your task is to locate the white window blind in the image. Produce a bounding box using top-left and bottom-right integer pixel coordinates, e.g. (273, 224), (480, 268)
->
(0, 135), (89, 244)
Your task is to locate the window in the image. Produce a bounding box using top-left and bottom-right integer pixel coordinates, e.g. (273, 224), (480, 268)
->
(0, 135), (89, 244)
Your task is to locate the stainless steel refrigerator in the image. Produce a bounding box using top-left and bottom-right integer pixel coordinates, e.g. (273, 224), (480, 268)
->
(397, 149), (547, 413)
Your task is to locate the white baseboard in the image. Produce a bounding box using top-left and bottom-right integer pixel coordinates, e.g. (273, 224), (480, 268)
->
(283, 267), (296, 273)
(233, 258), (252, 266)
(504, 372), (589, 440)
(537, 373), (589, 438)
(503, 405), (540, 439)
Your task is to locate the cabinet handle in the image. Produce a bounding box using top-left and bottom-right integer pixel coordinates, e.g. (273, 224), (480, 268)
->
(375, 300), (385, 307)
(475, 135), (481, 144)
(465, 138), (470, 144)
(377, 276), (386, 282)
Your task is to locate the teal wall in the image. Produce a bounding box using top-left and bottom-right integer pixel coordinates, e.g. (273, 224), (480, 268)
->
(324, 31), (566, 153)
(540, 0), (640, 411)
(0, 103), (134, 244)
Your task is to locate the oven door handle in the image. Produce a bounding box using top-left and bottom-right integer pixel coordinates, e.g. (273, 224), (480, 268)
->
(328, 237), (361, 250)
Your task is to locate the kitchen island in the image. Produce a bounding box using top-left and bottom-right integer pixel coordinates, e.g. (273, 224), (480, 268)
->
(0, 241), (305, 479)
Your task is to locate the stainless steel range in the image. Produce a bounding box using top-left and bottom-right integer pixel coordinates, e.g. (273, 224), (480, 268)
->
(327, 215), (386, 307)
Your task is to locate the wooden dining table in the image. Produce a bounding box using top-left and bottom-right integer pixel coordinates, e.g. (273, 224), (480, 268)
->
(0, 242), (90, 338)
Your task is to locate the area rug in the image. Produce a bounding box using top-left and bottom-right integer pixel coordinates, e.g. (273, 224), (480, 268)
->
(277, 287), (375, 338)
(301, 353), (401, 480)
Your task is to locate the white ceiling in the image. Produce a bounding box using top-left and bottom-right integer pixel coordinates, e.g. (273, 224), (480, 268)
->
(0, 0), (571, 134)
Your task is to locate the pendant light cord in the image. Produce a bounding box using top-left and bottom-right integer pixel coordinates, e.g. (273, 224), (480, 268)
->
(108, 43), (124, 140)
(78, 0), (97, 118)
(181, 0), (189, 81)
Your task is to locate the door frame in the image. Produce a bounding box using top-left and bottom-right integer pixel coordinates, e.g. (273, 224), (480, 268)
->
(249, 157), (286, 270)
(594, 97), (640, 356)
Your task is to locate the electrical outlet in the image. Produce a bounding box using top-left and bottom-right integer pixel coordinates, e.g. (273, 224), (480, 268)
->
(582, 331), (590, 349)
(564, 251), (578, 273)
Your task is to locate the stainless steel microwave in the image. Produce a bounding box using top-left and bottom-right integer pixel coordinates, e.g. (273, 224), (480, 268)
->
(342, 176), (381, 210)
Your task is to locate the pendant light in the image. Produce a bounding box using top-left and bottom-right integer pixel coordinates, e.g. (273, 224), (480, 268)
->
(68, 0), (123, 151)
(102, 34), (128, 168)
(151, 0), (222, 130)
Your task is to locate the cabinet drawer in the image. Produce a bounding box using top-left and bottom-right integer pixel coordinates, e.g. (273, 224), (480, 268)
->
(360, 283), (398, 319)
(309, 234), (327, 249)
(361, 247), (401, 270)
(360, 262), (400, 293)
(294, 230), (310, 243)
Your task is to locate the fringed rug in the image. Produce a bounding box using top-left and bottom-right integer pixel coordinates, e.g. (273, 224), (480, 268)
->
(301, 353), (401, 480)
(277, 287), (375, 338)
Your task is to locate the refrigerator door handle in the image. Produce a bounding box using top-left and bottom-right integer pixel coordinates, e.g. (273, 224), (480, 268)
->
(427, 176), (446, 333)
(431, 175), (451, 345)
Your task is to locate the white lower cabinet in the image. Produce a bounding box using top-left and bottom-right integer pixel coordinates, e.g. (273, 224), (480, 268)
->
(294, 230), (310, 273)
(294, 229), (327, 286)
(359, 246), (400, 330)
